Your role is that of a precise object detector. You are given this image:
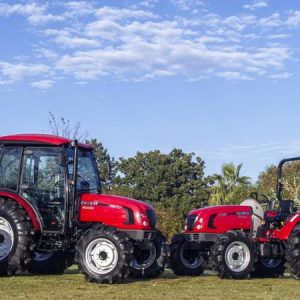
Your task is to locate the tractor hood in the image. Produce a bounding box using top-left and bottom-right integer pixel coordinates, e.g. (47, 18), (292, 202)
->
(79, 193), (156, 230)
(185, 205), (253, 233)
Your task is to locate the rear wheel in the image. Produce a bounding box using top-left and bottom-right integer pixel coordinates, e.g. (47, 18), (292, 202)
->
(76, 225), (133, 284)
(169, 234), (205, 276)
(27, 251), (74, 275)
(286, 224), (300, 278)
(252, 258), (285, 278)
(0, 199), (33, 275)
(212, 231), (255, 279)
(130, 232), (168, 278)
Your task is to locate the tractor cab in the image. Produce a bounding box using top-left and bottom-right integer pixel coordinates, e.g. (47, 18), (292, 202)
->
(0, 134), (98, 233)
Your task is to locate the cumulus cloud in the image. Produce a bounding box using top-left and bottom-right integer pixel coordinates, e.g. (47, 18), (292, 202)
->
(31, 79), (54, 89)
(0, 1), (298, 86)
(0, 61), (49, 84)
(244, 1), (268, 11)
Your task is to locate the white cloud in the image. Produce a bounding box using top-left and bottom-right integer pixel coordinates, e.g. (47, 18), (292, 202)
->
(0, 61), (49, 84)
(0, 2), (298, 86)
(244, 1), (268, 11)
(170, 0), (204, 11)
(269, 72), (292, 79)
(31, 79), (54, 89)
(217, 71), (252, 80)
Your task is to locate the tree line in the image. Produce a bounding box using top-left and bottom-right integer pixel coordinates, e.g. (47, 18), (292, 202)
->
(49, 114), (300, 238)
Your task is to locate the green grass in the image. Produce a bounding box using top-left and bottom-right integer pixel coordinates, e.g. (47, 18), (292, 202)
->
(0, 268), (299, 300)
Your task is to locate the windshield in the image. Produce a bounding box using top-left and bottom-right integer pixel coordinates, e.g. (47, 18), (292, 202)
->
(67, 148), (101, 193)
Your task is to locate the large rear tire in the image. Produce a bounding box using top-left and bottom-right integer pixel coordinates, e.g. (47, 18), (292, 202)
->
(252, 258), (285, 278)
(0, 198), (33, 275)
(27, 251), (74, 275)
(211, 231), (255, 279)
(129, 232), (168, 278)
(169, 234), (205, 276)
(76, 225), (133, 284)
(286, 224), (300, 278)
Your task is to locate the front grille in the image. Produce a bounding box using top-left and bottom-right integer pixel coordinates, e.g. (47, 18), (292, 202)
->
(186, 214), (198, 231)
(146, 209), (157, 228)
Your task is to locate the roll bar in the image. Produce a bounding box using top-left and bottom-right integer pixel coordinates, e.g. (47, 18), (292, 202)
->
(276, 156), (300, 201)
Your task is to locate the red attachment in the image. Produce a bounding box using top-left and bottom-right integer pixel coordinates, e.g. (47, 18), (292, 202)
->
(79, 193), (154, 230)
(0, 134), (93, 149)
(185, 205), (253, 234)
(272, 213), (300, 240)
(0, 191), (41, 230)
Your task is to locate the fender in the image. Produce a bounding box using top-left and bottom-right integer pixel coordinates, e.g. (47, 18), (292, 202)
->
(273, 212), (300, 240)
(0, 190), (42, 230)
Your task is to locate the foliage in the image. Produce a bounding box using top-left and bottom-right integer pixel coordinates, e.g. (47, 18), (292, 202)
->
(257, 162), (300, 206)
(87, 139), (116, 193)
(209, 163), (251, 205)
(112, 149), (210, 234)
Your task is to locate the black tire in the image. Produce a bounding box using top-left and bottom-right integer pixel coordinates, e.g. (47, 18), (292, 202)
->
(286, 224), (300, 278)
(76, 225), (133, 284)
(169, 234), (205, 276)
(130, 232), (168, 279)
(211, 230), (255, 279)
(27, 251), (74, 275)
(0, 198), (33, 275)
(251, 258), (285, 278)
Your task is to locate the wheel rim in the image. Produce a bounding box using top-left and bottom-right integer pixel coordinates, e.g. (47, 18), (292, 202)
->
(179, 243), (204, 269)
(131, 242), (157, 270)
(0, 217), (14, 261)
(225, 241), (251, 272)
(85, 238), (119, 275)
(33, 251), (53, 262)
(261, 259), (282, 269)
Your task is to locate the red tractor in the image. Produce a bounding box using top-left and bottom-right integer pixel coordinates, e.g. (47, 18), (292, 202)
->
(170, 157), (300, 279)
(0, 134), (167, 283)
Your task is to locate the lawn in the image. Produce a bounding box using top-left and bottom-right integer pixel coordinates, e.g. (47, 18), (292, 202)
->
(0, 268), (299, 300)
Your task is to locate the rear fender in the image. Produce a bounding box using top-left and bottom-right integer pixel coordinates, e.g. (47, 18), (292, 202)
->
(0, 191), (42, 230)
(273, 213), (300, 240)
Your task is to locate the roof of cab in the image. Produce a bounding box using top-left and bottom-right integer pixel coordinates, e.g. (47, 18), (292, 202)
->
(0, 134), (93, 149)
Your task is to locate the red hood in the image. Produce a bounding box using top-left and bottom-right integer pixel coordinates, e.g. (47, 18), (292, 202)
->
(189, 205), (248, 216)
(80, 193), (154, 212)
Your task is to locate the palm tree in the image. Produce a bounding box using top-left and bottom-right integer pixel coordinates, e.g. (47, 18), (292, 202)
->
(210, 163), (250, 204)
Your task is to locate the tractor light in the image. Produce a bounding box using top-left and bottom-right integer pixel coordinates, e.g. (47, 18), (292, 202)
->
(137, 213), (149, 227)
(196, 224), (202, 230)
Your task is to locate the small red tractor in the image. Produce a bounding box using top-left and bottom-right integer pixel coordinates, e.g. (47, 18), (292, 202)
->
(0, 134), (167, 283)
(170, 157), (300, 279)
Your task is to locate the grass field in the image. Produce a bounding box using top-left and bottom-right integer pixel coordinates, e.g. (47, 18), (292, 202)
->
(0, 268), (299, 300)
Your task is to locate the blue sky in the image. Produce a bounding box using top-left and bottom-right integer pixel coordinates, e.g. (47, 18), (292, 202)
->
(0, 0), (300, 180)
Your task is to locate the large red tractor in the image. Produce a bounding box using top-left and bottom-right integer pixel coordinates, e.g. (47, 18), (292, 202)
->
(170, 157), (300, 279)
(0, 134), (167, 283)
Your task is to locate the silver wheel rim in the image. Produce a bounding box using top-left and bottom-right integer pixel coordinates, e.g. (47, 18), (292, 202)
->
(85, 238), (119, 275)
(225, 241), (251, 272)
(0, 217), (14, 261)
(261, 259), (282, 269)
(33, 251), (53, 262)
(180, 244), (204, 269)
(131, 242), (157, 270)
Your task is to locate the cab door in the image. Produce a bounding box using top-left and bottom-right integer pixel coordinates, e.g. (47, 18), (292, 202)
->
(20, 147), (66, 232)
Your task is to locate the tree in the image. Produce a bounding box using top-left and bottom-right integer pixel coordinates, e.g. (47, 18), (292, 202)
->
(112, 149), (210, 236)
(210, 163), (251, 205)
(257, 162), (300, 206)
(48, 112), (89, 141)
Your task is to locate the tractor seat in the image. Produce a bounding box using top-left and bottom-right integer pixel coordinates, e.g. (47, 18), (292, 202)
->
(265, 200), (294, 223)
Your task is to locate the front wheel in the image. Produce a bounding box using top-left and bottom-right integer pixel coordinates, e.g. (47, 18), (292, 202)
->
(76, 226), (133, 284)
(212, 231), (255, 279)
(129, 232), (168, 278)
(169, 234), (205, 276)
